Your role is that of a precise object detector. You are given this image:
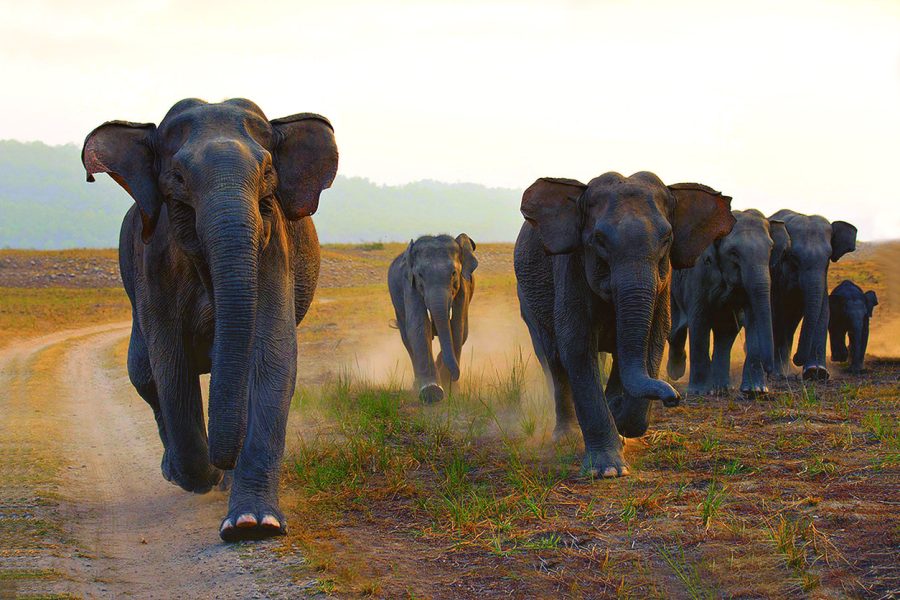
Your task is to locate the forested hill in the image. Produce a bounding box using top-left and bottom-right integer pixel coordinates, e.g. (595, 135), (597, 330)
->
(0, 140), (524, 249)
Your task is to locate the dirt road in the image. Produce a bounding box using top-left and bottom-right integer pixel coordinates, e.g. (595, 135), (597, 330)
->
(0, 324), (316, 599)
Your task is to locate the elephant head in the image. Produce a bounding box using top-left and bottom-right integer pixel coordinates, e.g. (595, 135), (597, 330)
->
(82, 98), (338, 469)
(522, 172), (735, 430)
(713, 209), (790, 376)
(405, 234), (478, 384)
(770, 209), (856, 379)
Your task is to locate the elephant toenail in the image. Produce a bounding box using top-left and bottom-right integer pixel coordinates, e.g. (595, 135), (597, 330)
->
(220, 518), (233, 533)
(620, 466), (630, 476)
(602, 467), (618, 478)
(236, 514), (257, 527)
(261, 515), (280, 528)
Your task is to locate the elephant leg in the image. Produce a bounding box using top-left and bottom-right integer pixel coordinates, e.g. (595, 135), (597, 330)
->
(521, 304), (575, 440)
(148, 328), (221, 494)
(687, 315), (713, 394)
(848, 320), (867, 373)
(710, 313), (739, 394)
(126, 322), (172, 481)
(667, 318), (688, 380)
(829, 321), (849, 363)
(400, 315), (441, 403)
(221, 344), (296, 541)
(773, 312), (801, 378)
(559, 340), (625, 477)
(740, 316), (769, 396)
(554, 292), (626, 477)
(802, 293), (831, 381)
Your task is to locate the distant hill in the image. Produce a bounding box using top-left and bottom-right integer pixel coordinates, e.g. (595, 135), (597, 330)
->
(0, 140), (524, 249)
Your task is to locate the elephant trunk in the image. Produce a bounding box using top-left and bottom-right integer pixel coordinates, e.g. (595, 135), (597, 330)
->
(425, 288), (459, 381)
(742, 266), (775, 374)
(202, 195), (260, 470)
(794, 268), (827, 367)
(612, 267), (679, 406)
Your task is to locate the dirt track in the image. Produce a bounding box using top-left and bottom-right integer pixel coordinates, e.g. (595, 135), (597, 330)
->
(0, 324), (316, 599)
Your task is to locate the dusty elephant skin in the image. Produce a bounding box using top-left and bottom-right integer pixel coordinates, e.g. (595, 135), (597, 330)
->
(388, 234), (478, 403)
(81, 98), (338, 541)
(514, 173), (735, 478)
(769, 210), (857, 381)
(829, 279), (878, 374)
(668, 209), (789, 396)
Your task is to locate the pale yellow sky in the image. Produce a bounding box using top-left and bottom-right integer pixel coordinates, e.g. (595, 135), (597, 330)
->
(1, 0), (898, 239)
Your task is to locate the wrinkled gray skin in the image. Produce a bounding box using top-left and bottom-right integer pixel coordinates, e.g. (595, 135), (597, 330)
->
(769, 210), (857, 381)
(668, 210), (790, 395)
(82, 99), (338, 541)
(829, 280), (878, 373)
(515, 173), (735, 477)
(388, 234), (478, 403)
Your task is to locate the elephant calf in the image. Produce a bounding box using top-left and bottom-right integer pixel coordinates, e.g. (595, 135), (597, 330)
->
(388, 234), (478, 403)
(829, 280), (878, 373)
(668, 209), (790, 395)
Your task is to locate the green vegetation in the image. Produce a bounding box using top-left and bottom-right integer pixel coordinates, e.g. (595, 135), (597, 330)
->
(0, 140), (523, 249)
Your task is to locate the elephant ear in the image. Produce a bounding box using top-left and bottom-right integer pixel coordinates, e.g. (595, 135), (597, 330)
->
(520, 177), (587, 254)
(456, 233), (478, 281)
(865, 290), (878, 317)
(667, 183), (736, 269)
(82, 121), (160, 243)
(270, 113), (339, 220)
(768, 219), (791, 267)
(830, 220), (857, 262)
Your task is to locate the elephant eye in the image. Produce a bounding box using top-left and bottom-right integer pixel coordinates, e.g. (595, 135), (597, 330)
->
(172, 171), (185, 185)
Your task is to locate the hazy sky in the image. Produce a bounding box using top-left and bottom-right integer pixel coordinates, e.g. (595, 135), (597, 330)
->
(2, 0), (898, 239)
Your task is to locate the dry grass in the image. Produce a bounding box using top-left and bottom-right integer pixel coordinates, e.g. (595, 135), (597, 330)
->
(1, 241), (897, 598)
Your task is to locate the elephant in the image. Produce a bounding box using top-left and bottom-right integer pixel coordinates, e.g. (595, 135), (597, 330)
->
(388, 234), (478, 403)
(769, 210), (857, 380)
(514, 173), (735, 477)
(667, 209), (790, 395)
(81, 98), (338, 541)
(829, 279), (878, 373)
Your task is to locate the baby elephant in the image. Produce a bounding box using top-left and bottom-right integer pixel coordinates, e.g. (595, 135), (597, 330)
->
(829, 280), (878, 373)
(668, 209), (790, 395)
(388, 234), (478, 402)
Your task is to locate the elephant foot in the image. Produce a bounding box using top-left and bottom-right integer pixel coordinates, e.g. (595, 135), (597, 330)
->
(581, 448), (629, 479)
(552, 419), (578, 443)
(418, 383), (445, 404)
(666, 353), (686, 381)
(740, 384), (769, 398)
(687, 384), (713, 396)
(161, 451), (223, 494)
(710, 384), (732, 396)
(220, 501), (286, 542)
(802, 365), (829, 381)
(608, 395), (651, 438)
(831, 351), (848, 363)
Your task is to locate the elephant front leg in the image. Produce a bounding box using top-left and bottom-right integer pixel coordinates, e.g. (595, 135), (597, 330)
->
(401, 301), (443, 403)
(687, 316), (713, 395)
(710, 315), (739, 394)
(220, 347), (296, 542)
(557, 331), (627, 477)
(147, 329), (222, 494)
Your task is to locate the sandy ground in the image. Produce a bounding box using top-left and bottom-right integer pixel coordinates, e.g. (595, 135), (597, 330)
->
(0, 323), (318, 599)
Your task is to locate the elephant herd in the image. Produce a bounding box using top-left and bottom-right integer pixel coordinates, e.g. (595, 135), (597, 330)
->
(82, 98), (878, 541)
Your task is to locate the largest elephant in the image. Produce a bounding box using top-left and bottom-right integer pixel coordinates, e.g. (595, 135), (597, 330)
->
(769, 210), (857, 380)
(81, 98), (338, 541)
(515, 173), (735, 477)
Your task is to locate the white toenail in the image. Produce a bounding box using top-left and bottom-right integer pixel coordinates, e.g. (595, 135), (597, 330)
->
(261, 515), (280, 528)
(220, 519), (233, 532)
(236, 513), (257, 527)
